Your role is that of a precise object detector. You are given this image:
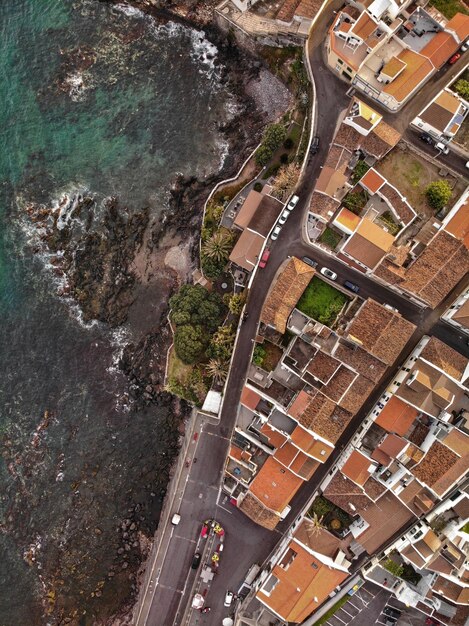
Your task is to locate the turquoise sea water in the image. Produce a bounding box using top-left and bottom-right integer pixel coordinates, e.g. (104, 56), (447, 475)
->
(0, 1), (230, 623)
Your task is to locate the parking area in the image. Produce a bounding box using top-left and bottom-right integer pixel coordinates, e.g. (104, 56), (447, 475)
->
(322, 581), (427, 626)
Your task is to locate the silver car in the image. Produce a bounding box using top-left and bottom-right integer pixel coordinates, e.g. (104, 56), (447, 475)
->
(271, 225), (282, 240)
(320, 267), (337, 281)
(278, 209), (290, 225)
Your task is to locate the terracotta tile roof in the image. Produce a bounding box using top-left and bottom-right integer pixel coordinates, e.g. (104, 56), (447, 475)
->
(421, 101), (457, 134)
(239, 491), (280, 530)
(453, 495), (469, 520)
(289, 390), (313, 420)
(229, 230), (265, 272)
(444, 428), (469, 455)
(297, 390), (336, 432)
(446, 12), (469, 42)
(445, 200), (469, 248)
(293, 520), (343, 557)
(323, 365), (357, 402)
(383, 50), (433, 103)
(309, 191), (340, 219)
(234, 190), (263, 230)
(402, 545), (426, 568)
(261, 422), (288, 449)
(325, 145), (352, 171)
(434, 575), (468, 604)
(241, 385), (261, 410)
(361, 130), (396, 159)
(421, 31), (459, 69)
(339, 375), (375, 414)
(261, 257), (315, 333)
(275, 441), (300, 467)
(248, 195), (283, 237)
(351, 12), (378, 39)
(334, 342), (387, 383)
(379, 183), (415, 225)
(229, 444), (244, 461)
(427, 553), (453, 575)
(358, 491), (416, 553)
(343, 233), (390, 269)
(276, 0), (300, 22)
(453, 299), (469, 329)
(257, 539), (349, 623)
(315, 166), (348, 198)
(360, 168), (385, 194)
(400, 231), (469, 307)
(364, 476), (386, 500)
(294, 0), (324, 20)
(334, 123), (362, 152)
(346, 299), (416, 365)
(323, 471), (372, 516)
(290, 425), (334, 461)
(249, 456), (303, 514)
(341, 450), (374, 486)
(420, 336), (468, 381)
(373, 259), (406, 285)
(374, 433), (408, 459)
(306, 350), (341, 383)
(412, 440), (459, 493)
(375, 396), (419, 435)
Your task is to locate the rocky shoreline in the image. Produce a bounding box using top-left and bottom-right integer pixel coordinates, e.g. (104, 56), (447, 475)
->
(20, 2), (294, 624)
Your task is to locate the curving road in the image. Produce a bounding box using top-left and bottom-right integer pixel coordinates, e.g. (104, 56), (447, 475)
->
(141, 5), (469, 625)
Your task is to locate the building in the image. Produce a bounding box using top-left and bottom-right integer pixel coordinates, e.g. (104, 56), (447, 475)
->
(229, 192), (283, 272)
(327, 2), (469, 111)
(412, 88), (469, 144)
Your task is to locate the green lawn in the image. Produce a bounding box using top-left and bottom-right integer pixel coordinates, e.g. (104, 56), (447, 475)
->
(429, 0), (468, 18)
(461, 522), (469, 533)
(319, 227), (342, 250)
(297, 276), (349, 326)
(313, 594), (350, 625)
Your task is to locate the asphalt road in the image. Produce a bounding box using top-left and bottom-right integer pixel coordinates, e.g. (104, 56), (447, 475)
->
(143, 6), (469, 625)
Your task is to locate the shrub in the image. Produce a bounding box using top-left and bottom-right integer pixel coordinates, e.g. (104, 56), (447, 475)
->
(170, 284), (225, 333)
(329, 518), (342, 530)
(228, 293), (245, 316)
(383, 558), (404, 578)
(343, 191), (366, 214)
(283, 137), (294, 150)
(252, 345), (266, 367)
(253, 182), (263, 192)
(425, 180), (452, 210)
(454, 78), (469, 99)
(255, 123), (286, 166)
(311, 496), (333, 517)
(201, 255), (226, 280)
(280, 152), (289, 164)
(255, 144), (274, 166)
(351, 160), (370, 184)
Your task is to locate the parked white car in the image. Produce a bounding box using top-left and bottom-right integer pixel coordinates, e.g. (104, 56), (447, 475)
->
(320, 267), (337, 281)
(171, 513), (181, 525)
(286, 195), (299, 211)
(435, 141), (449, 155)
(271, 225), (282, 240)
(278, 209), (290, 225)
(224, 590), (234, 607)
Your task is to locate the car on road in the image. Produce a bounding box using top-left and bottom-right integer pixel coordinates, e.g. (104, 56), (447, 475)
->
(191, 552), (201, 569)
(344, 280), (360, 293)
(271, 225), (282, 240)
(259, 249), (270, 268)
(278, 209), (290, 225)
(383, 606), (401, 621)
(320, 267), (337, 281)
(171, 513), (181, 525)
(419, 132), (433, 145)
(287, 195), (299, 211)
(310, 136), (320, 154)
(435, 141), (449, 154)
(449, 52), (461, 64)
(224, 590), (234, 607)
(302, 256), (318, 268)
(462, 40), (468, 52)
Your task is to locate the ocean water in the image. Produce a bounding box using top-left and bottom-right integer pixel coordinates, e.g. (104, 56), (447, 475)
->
(0, 1), (231, 623)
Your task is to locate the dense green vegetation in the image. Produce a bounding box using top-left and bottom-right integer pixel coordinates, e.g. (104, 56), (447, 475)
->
(297, 277), (349, 326)
(255, 123), (287, 166)
(425, 180), (452, 210)
(342, 190), (367, 214)
(319, 227), (341, 250)
(351, 159), (370, 184)
(429, 0), (468, 18)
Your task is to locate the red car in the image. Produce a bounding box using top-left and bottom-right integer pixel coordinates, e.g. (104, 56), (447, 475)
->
(259, 250), (270, 268)
(449, 52), (461, 64)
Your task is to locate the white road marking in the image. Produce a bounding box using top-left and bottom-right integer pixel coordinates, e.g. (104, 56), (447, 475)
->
(158, 584), (184, 594)
(332, 613), (347, 624)
(348, 602), (360, 610)
(217, 503), (233, 515)
(341, 608), (354, 617)
(174, 535), (196, 544)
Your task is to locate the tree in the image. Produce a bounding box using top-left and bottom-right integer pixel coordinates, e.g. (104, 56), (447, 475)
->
(206, 358), (229, 384)
(252, 344), (266, 367)
(201, 255), (226, 280)
(208, 324), (235, 360)
(201, 230), (233, 263)
(309, 512), (325, 536)
(263, 123), (287, 152)
(174, 324), (207, 364)
(425, 180), (452, 210)
(170, 284), (224, 332)
(271, 162), (301, 201)
(227, 293), (245, 316)
(255, 144), (274, 167)
(454, 79), (469, 100)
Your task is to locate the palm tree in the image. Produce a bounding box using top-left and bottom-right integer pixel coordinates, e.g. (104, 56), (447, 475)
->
(202, 230), (232, 263)
(309, 512), (325, 536)
(206, 358), (229, 384)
